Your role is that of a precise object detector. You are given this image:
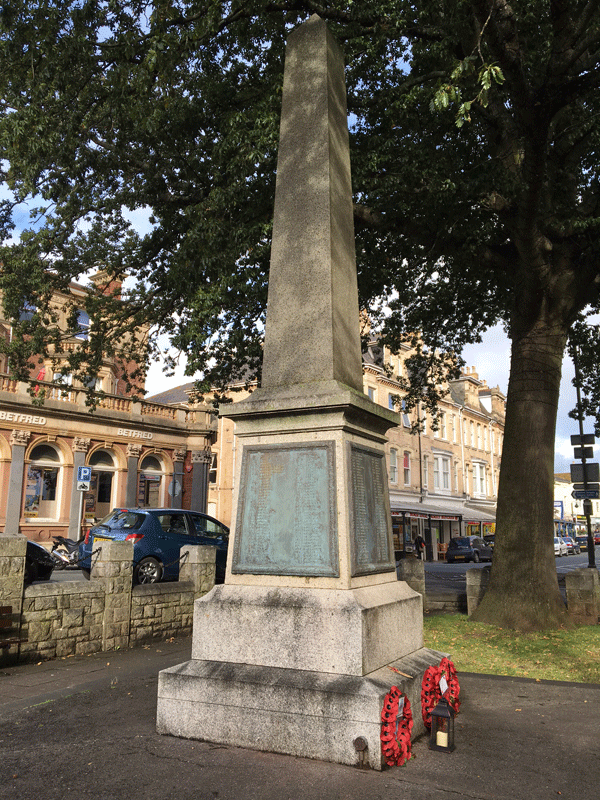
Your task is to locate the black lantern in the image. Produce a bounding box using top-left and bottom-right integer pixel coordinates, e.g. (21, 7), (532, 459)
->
(429, 697), (455, 752)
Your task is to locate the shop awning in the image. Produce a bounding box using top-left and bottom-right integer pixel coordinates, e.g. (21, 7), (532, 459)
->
(390, 501), (495, 524)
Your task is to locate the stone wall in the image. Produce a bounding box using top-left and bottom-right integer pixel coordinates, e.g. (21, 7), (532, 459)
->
(466, 565), (491, 616)
(0, 536), (216, 665)
(565, 568), (600, 624)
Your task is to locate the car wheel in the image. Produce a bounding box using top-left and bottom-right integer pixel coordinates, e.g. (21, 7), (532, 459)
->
(134, 557), (163, 585)
(472, 551), (480, 563)
(446, 557), (454, 563)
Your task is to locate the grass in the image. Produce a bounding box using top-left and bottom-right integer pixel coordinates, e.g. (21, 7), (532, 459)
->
(423, 613), (600, 684)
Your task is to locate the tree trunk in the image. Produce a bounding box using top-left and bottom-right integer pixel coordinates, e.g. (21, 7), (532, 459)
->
(471, 317), (573, 631)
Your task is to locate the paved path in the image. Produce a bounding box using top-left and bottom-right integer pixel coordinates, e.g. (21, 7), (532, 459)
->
(1, 637), (598, 800)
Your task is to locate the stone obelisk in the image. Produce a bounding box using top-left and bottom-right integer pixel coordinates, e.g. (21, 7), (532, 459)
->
(157, 16), (442, 769)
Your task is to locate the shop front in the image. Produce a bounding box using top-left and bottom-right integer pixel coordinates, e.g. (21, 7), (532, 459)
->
(391, 502), (496, 562)
(0, 382), (216, 543)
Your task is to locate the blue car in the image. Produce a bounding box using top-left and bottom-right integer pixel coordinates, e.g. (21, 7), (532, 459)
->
(78, 508), (229, 585)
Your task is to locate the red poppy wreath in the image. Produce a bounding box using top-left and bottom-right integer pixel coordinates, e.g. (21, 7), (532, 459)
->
(380, 685), (414, 767)
(421, 656), (461, 730)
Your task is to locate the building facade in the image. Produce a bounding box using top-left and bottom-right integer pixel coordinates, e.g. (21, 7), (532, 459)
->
(362, 341), (505, 561)
(0, 279), (216, 544)
(554, 473), (600, 534)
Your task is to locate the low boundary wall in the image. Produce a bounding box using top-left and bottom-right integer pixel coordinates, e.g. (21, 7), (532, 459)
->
(0, 535), (216, 665)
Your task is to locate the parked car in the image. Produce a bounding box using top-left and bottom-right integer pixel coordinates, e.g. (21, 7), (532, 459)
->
(78, 508), (229, 585)
(594, 532), (600, 545)
(25, 540), (56, 585)
(575, 535), (588, 551)
(554, 536), (568, 557)
(445, 536), (493, 563)
(483, 534), (495, 548)
(562, 536), (580, 555)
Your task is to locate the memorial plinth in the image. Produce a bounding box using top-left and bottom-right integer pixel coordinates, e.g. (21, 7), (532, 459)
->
(157, 16), (443, 769)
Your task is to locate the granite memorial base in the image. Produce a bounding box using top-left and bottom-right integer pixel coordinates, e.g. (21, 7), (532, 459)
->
(157, 584), (445, 770)
(157, 650), (443, 770)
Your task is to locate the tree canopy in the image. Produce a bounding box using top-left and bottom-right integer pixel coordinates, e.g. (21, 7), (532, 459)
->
(1, 1), (600, 628)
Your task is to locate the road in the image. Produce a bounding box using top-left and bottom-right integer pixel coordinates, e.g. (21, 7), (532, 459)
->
(424, 547), (599, 595)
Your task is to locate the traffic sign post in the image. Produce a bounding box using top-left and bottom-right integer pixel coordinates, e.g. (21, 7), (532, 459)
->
(76, 466), (93, 541)
(570, 343), (596, 568)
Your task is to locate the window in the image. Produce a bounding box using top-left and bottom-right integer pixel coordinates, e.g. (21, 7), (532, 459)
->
(209, 454), (217, 484)
(19, 301), (36, 322)
(472, 463), (487, 496)
(401, 400), (411, 428)
(403, 451), (411, 485)
(433, 455), (450, 492)
(24, 444), (61, 520)
(188, 513), (228, 538)
(83, 375), (102, 391)
(51, 371), (73, 400)
(483, 427), (488, 451)
(388, 393), (395, 411)
(156, 512), (188, 534)
(452, 415), (457, 443)
(87, 449), (116, 519)
(470, 421), (475, 447)
(422, 455), (429, 488)
(477, 424), (482, 449)
(367, 386), (376, 401)
(138, 454), (163, 507)
(440, 412), (447, 439)
(75, 309), (90, 340)
(389, 449), (398, 483)
(453, 461), (459, 492)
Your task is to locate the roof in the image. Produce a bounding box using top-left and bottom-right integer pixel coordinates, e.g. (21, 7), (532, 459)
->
(145, 382), (195, 405)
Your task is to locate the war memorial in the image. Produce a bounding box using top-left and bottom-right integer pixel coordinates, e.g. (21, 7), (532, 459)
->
(157, 15), (443, 769)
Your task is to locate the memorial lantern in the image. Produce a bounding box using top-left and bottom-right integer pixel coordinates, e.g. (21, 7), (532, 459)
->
(428, 697), (455, 752)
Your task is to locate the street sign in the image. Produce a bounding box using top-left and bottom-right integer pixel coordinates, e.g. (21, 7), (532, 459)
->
(77, 466), (92, 482)
(574, 446), (594, 460)
(570, 463), (599, 483)
(571, 433), (596, 445)
(573, 482), (600, 492)
(77, 480), (91, 492)
(572, 489), (599, 499)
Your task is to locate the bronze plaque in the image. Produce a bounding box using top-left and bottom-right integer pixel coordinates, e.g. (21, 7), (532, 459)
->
(232, 442), (339, 576)
(349, 443), (395, 575)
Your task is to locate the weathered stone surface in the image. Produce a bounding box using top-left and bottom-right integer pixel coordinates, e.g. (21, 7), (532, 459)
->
(158, 647), (443, 770)
(193, 583), (422, 676)
(260, 15), (362, 393)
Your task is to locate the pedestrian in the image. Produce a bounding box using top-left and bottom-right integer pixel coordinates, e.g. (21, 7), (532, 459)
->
(415, 534), (425, 560)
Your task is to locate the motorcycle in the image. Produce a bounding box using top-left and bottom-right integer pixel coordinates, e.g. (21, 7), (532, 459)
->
(50, 536), (83, 569)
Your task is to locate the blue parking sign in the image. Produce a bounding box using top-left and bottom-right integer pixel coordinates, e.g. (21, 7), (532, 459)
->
(77, 466), (92, 482)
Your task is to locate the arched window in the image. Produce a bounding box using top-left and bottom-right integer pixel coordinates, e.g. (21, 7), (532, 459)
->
(87, 449), (116, 519)
(138, 454), (164, 508)
(25, 444), (62, 520)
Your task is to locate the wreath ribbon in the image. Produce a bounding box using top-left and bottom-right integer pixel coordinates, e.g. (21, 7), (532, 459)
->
(421, 656), (461, 730)
(380, 686), (413, 767)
